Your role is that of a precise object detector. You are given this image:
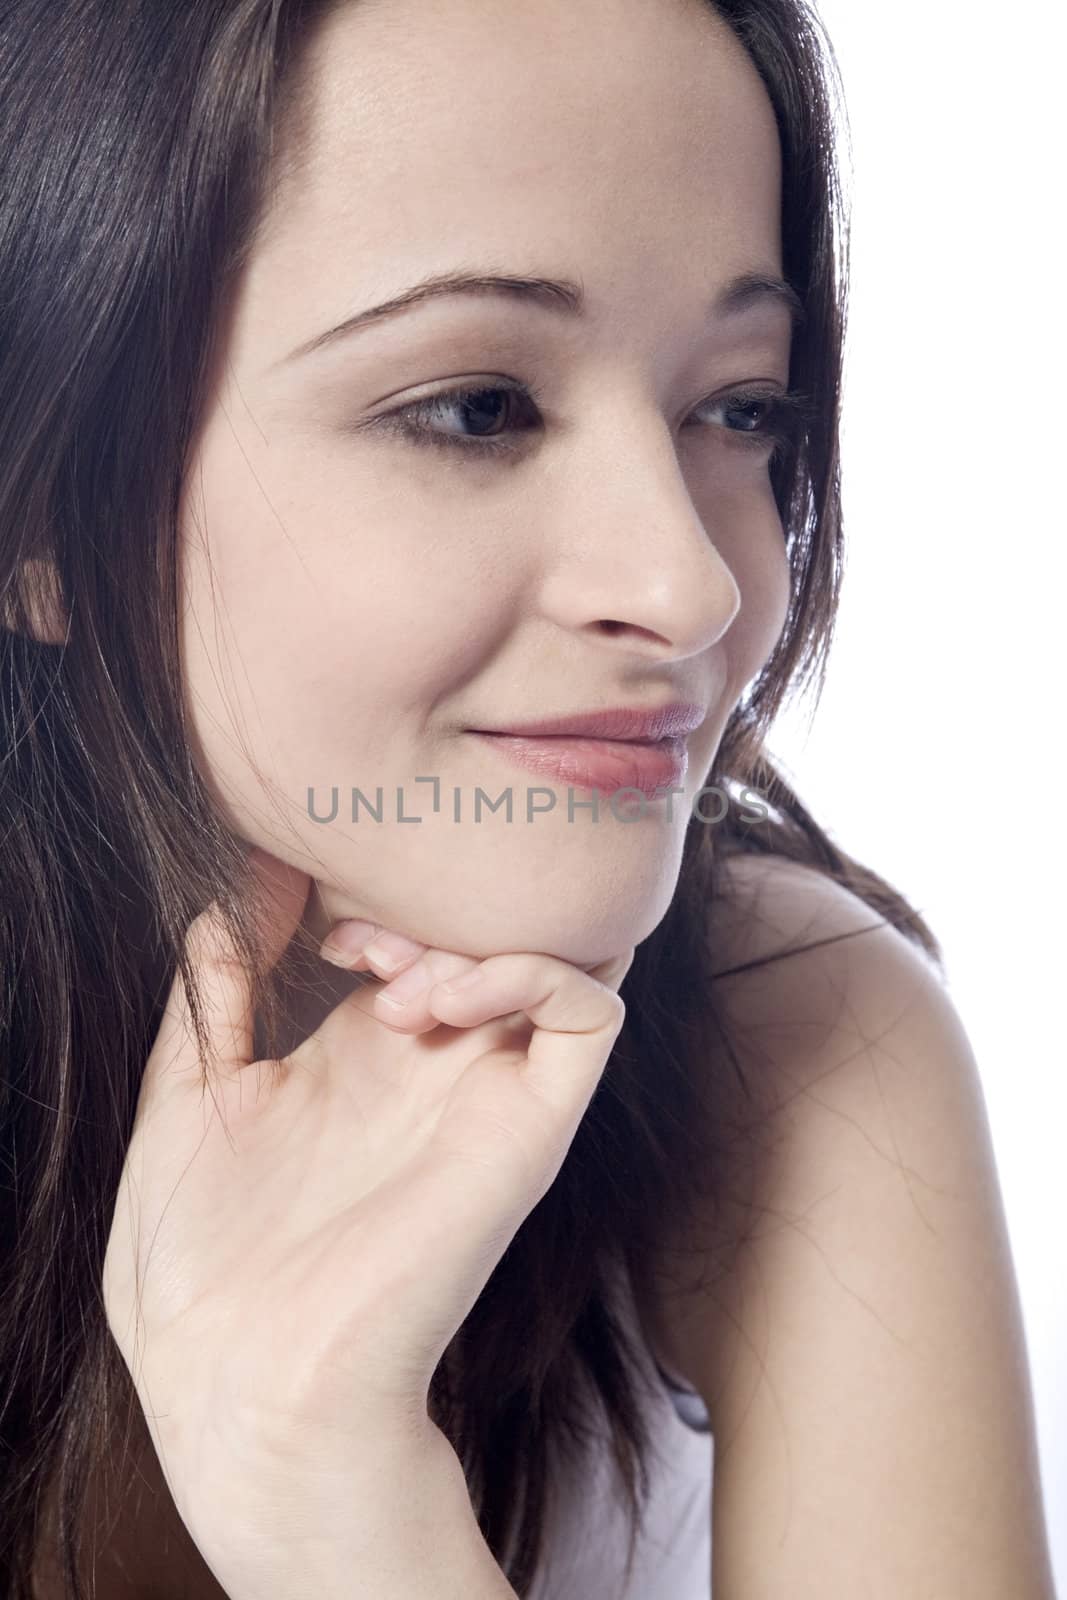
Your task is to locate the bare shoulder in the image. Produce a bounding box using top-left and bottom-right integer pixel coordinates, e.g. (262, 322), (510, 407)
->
(646, 846), (960, 1285)
(644, 849), (1057, 1597)
(704, 847), (948, 1104)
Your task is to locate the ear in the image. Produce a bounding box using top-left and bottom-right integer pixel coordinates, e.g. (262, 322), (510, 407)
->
(1, 557), (69, 645)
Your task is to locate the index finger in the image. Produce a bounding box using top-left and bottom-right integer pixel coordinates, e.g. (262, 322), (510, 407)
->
(147, 849), (310, 1093)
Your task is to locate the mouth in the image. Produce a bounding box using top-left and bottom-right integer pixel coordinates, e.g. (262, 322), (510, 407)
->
(468, 729), (690, 801)
(470, 701), (706, 745)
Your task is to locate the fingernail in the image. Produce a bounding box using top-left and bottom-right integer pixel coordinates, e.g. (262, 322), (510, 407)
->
(318, 919), (380, 967)
(379, 953), (428, 1004)
(374, 958), (431, 1009)
(362, 930), (425, 975)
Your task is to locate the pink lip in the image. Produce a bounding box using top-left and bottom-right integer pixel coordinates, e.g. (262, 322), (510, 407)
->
(471, 731), (689, 800)
(472, 702), (706, 744)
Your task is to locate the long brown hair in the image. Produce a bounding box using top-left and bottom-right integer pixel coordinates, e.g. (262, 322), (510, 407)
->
(0, 2), (942, 1594)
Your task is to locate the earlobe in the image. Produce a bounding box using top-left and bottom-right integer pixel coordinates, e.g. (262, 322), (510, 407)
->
(2, 557), (69, 645)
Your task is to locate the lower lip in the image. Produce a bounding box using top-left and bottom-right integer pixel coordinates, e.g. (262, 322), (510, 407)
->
(470, 731), (689, 800)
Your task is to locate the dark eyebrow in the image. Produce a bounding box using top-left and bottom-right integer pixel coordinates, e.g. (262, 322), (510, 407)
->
(275, 266), (806, 368)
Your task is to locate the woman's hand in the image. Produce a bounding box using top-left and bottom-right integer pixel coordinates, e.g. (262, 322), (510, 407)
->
(101, 847), (633, 1598)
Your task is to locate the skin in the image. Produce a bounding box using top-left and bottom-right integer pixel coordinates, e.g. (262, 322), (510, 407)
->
(178, 0), (794, 1048)
(35, 0), (796, 1590)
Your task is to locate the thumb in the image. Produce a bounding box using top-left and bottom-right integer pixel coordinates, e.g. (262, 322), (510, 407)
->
(149, 848), (310, 1091)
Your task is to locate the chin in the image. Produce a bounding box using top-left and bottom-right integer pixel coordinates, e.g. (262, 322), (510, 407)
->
(474, 889), (673, 971)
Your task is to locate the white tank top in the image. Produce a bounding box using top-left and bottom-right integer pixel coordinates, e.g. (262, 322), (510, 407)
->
(526, 1273), (714, 1599)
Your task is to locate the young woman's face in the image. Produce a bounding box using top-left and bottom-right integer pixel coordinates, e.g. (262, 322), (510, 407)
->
(179, 0), (793, 966)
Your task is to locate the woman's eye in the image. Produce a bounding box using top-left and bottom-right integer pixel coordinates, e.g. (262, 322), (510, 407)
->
(371, 381), (539, 459)
(367, 378), (809, 464)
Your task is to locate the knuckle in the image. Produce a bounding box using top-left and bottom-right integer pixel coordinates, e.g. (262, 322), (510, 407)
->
(186, 907), (243, 974)
(429, 948), (480, 982)
(186, 907), (225, 958)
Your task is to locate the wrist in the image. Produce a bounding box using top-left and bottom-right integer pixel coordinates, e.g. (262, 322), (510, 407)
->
(363, 1424), (517, 1600)
(214, 1422), (517, 1600)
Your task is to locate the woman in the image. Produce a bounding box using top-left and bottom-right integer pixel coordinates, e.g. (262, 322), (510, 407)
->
(0, 0), (1055, 1596)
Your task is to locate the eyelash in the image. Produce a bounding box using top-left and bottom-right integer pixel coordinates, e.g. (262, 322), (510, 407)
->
(370, 377), (813, 465)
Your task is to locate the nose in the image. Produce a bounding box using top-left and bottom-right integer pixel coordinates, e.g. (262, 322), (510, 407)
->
(537, 418), (745, 661)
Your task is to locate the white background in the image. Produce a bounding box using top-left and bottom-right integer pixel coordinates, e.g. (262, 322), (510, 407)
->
(767, 2), (1066, 1588)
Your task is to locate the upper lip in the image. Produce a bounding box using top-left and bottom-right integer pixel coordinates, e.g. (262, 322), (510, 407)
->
(471, 701), (706, 744)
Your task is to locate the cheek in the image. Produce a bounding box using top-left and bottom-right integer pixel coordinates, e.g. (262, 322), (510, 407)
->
(740, 524), (791, 663)
(176, 437), (509, 805)
(707, 488), (792, 693)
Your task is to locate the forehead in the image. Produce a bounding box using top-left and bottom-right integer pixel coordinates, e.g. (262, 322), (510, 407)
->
(243, 0), (784, 355)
